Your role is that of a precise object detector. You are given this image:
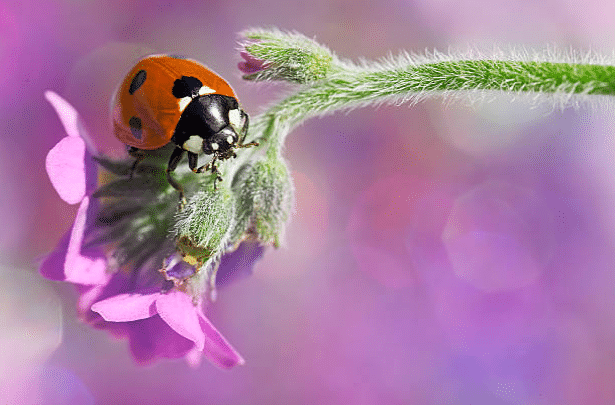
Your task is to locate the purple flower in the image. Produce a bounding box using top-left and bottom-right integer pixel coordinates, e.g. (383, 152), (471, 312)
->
(40, 91), (108, 286)
(237, 50), (268, 76)
(91, 287), (243, 368)
(40, 91), (247, 367)
(76, 272), (198, 364)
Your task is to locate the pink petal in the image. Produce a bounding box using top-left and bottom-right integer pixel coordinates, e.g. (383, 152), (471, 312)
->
(126, 316), (194, 365)
(156, 291), (205, 351)
(198, 314), (245, 369)
(238, 50), (267, 75)
(91, 293), (160, 322)
(39, 231), (71, 281)
(44, 91), (81, 138)
(64, 197), (109, 285)
(46, 136), (86, 204)
(184, 347), (203, 368)
(77, 283), (107, 315)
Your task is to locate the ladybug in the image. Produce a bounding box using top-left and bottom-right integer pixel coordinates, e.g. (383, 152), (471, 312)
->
(112, 54), (257, 200)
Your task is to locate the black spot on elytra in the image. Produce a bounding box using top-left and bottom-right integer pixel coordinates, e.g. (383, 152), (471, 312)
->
(128, 70), (147, 94)
(172, 76), (203, 99)
(129, 116), (142, 139)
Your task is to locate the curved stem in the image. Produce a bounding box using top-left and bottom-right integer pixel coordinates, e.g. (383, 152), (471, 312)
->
(252, 59), (615, 152)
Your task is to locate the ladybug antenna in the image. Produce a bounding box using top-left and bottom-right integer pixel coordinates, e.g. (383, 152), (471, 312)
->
(172, 76), (203, 99)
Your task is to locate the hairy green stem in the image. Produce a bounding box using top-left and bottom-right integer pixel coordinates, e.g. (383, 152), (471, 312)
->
(252, 59), (615, 152)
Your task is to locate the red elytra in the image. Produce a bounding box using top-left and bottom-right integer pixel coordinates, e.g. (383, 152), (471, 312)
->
(113, 55), (237, 150)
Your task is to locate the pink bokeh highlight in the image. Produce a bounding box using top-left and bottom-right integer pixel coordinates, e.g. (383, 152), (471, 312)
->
(443, 179), (555, 292)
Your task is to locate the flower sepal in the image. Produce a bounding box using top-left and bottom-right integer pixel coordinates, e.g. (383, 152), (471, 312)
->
(232, 154), (294, 248)
(239, 28), (335, 84)
(175, 185), (235, 261)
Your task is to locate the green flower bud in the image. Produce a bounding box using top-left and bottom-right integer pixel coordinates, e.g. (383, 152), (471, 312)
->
(174, 186), (235, 265)
(231, 154), (294, 248)
(240, 28), (335, 84)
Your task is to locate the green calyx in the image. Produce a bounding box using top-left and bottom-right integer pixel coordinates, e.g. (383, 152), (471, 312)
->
(174, 186), (235, 265)
(173, 151), (293, 266)
(241, 28), (335, 84)
(231, 155), (294, 248)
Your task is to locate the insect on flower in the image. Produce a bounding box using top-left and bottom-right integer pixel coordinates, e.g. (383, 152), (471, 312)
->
(113, 54), (258, 200)
(40, 41), (296, 367)
(41, 91), (257, 367)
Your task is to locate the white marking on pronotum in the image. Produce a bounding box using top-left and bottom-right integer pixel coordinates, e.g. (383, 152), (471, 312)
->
(178, 97), (191, 112)
(226, 135), (234, 144)
(211, 142), (219, 151)
(228, 109), (242, 129)
(199, 86), (216, 95)
(183, 136), (203, 153)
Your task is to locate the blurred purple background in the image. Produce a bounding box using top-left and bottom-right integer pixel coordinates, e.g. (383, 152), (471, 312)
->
(2, 0), (615, 404)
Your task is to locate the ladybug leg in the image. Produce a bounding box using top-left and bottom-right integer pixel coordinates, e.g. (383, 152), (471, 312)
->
(166, 146), (186, 204)
(187, 152), (200, 172)
(239, 110), (249, 140)
(127, 147), (147, 179)
(237, 140), (259, 149)
(203, 155), (223, 189)
(190, 152), (211, 175)
(191, 152), (222, 189)
(237, 112), (259, 149)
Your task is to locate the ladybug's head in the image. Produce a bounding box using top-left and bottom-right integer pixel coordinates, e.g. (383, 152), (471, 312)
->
(203, 126), (238, 155)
